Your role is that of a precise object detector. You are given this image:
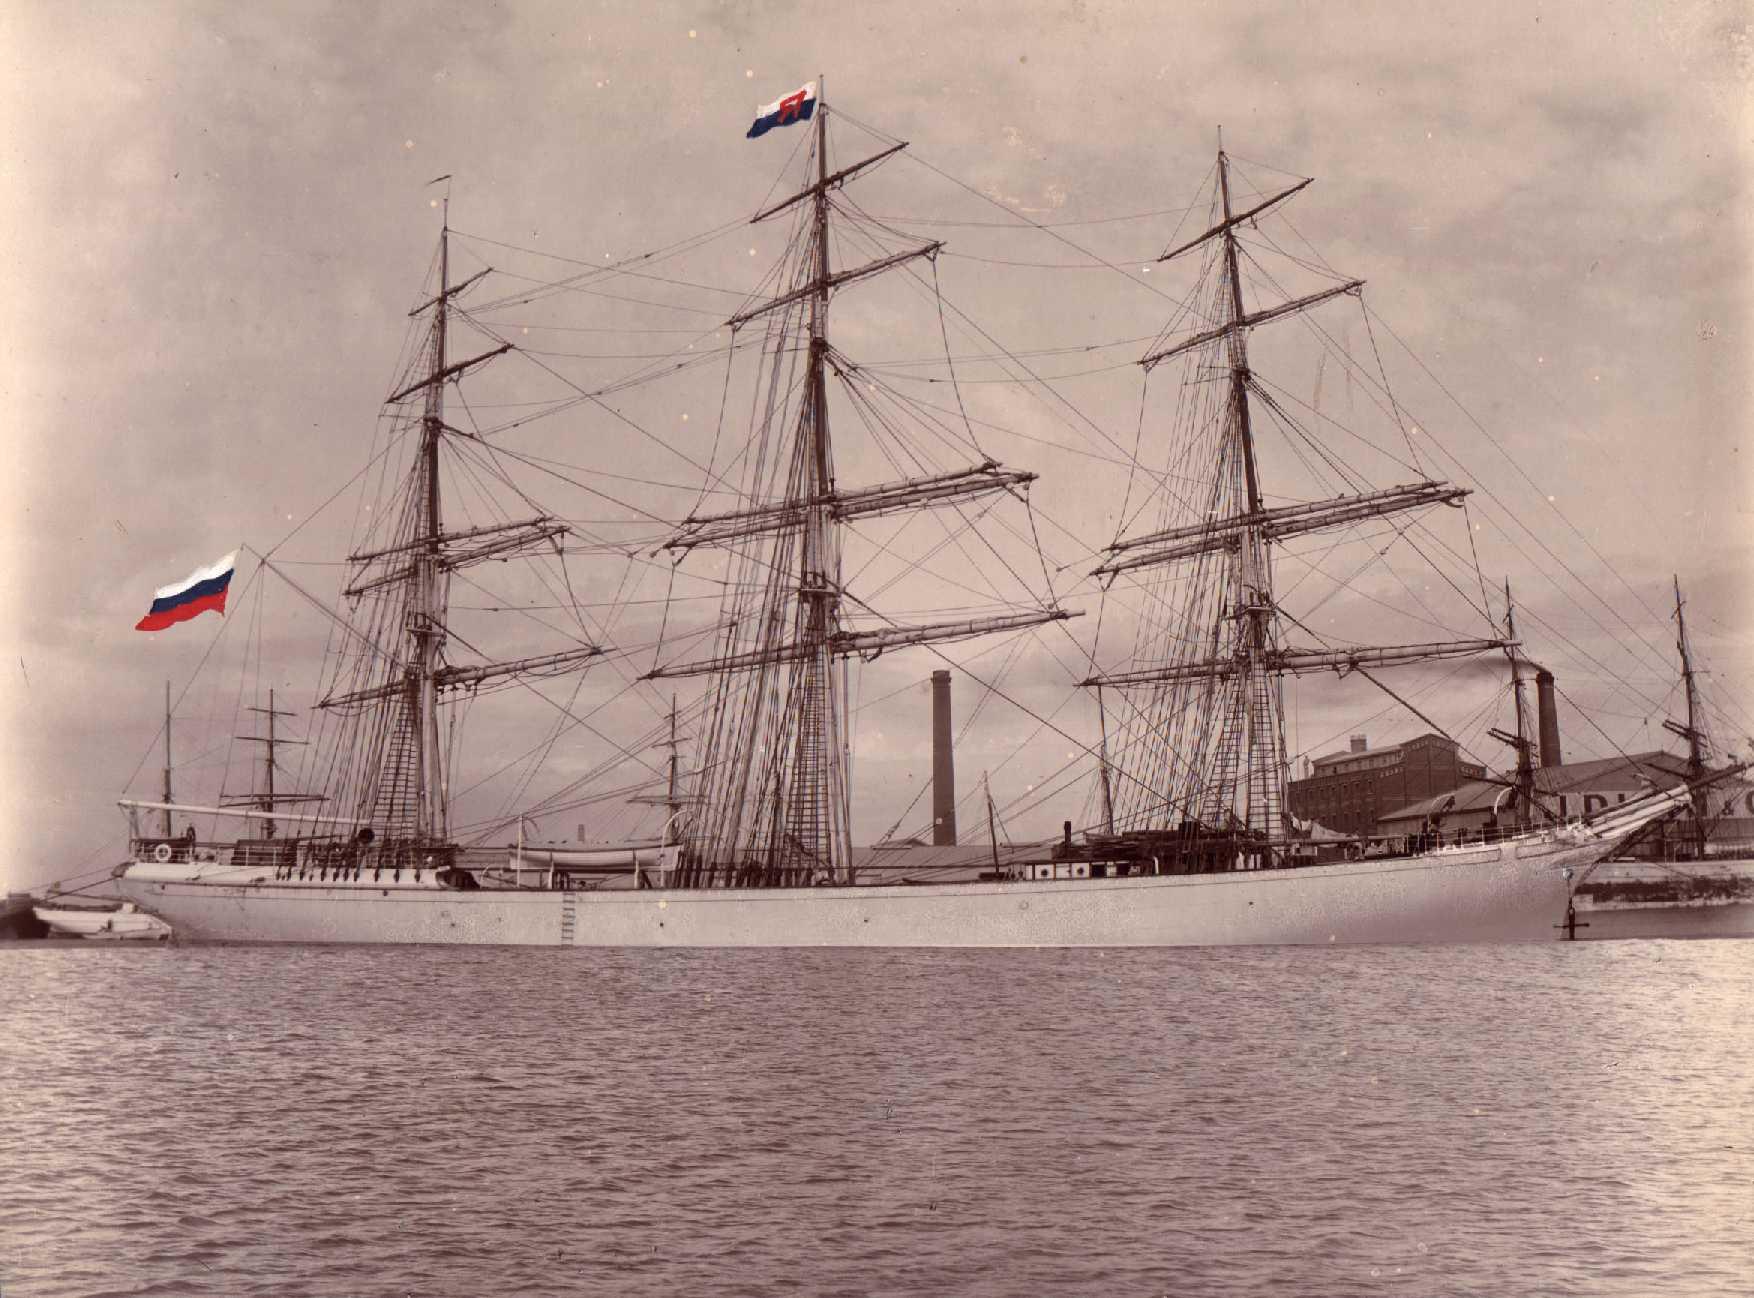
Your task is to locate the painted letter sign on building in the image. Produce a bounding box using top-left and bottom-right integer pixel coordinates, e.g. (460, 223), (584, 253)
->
(1709, 785), (1754, 818)
(1577, 783), (1754, 820)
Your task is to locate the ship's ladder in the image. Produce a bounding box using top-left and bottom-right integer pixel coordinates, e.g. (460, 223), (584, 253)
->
(560, 888), (577, 945)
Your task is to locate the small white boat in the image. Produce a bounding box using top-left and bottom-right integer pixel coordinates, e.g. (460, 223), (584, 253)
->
(34, 901), (172, 941)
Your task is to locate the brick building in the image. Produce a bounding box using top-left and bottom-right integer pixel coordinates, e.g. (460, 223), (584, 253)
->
(1288, 733), (1487, 838)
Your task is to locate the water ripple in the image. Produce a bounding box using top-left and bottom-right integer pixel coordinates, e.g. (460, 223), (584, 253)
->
(1, 942), (1750, 1296)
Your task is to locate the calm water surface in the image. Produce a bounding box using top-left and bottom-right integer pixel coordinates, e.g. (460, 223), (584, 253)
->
(2, 941), (1750, 1296)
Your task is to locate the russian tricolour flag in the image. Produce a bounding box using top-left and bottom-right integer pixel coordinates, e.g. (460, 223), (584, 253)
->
(135, 553), (236, 632)
(747, 82), (816, 139)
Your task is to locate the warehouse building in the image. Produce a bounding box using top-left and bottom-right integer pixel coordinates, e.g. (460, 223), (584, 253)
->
(1288, 732), (1487, 839)
(1375, 751), (1754, 858)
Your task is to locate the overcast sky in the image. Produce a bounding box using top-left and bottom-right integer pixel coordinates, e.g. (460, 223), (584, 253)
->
(3, 1), (1749, 892)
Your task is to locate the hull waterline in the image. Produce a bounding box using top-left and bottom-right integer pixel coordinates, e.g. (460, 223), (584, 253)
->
(1572, 859), (1754, 941)
(1573, 901), (1754, 941)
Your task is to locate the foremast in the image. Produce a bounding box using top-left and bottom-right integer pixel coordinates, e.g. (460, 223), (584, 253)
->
(1215, 147), (1285, 838)
(1085, 147), (1511, 854)
(648, 96), (1073, 885)
(316, 205), (604, 848)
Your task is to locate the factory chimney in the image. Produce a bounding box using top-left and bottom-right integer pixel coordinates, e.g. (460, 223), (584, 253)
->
(1535, 669), (1562, 768)
(1349, 735), (1368, 754)
(931, 670), (957, 845)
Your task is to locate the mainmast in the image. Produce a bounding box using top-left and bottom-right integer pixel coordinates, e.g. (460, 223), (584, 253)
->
(649, 92), (1075, 884)
(786, 95), (844, 882)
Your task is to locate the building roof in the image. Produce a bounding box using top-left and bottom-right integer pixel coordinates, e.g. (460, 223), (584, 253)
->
(1375, 750), (1697, 828)
(1308, 731), (1454, 769)
(1374, 779), (1508, 828)
(1526, 750), (1693, 794)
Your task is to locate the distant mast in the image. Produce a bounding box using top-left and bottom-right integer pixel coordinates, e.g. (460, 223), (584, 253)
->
(1669, 575), (1707, 779)
(629, 696), (692, 851)
(161, 680), (173, 838)
(243, 690), (296, 838)
(1487, 583), (1538, 830)
(228, 689), (326, 838)
(1666, 575), (1710, 855)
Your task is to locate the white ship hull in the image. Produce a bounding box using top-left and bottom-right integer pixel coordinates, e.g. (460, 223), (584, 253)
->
(116, 835), (1603, 947)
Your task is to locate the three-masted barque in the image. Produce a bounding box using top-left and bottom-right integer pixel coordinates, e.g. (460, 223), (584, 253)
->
(116, 95), (1724, 945)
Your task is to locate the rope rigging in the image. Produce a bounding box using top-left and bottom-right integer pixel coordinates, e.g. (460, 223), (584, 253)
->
(85, 119), (1747, 892)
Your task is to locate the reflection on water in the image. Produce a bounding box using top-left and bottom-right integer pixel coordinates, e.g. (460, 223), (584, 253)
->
(1, 942), (1749, 1297)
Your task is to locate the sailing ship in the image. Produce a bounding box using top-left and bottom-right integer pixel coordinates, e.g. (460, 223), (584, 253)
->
(114, 98), (1729, 946)
(1570, 577), (1754, 939)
